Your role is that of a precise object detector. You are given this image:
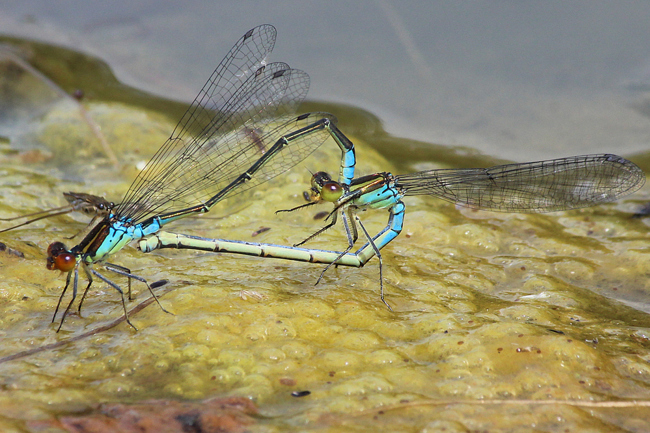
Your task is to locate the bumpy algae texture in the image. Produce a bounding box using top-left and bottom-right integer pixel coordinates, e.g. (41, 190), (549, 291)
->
(1, 43), (650, 433)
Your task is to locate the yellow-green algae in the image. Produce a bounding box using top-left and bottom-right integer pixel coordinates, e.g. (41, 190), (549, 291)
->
(0, 42), (649, 433)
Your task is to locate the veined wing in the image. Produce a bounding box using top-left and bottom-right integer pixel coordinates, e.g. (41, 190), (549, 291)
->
(396, 154), (645, 212)
(115, 25), (316, 223)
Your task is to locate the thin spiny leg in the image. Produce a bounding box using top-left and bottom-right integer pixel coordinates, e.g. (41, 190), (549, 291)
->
(355, 214), (391, 312)
(105, 264), (173, 315)
(294, 208), (340, 247)
(52, 270), (73, 323)
(90, 269), (137, 331)
(105, 262), (135, 300)
(315, 208), (358, 285)
(56, 267), (80, 332)
(275, 201), (317, 214)
(347, 207), (359, 242)
(76, 263), (95, 314)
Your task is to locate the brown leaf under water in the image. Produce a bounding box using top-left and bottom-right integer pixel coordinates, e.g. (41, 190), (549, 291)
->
(54, 396), (258, 433)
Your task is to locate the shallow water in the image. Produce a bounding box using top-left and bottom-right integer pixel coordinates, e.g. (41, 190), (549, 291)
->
(0, 38), (649, 433)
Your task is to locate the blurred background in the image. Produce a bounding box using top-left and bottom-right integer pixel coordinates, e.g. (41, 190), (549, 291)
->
(1, 0), (649, 161)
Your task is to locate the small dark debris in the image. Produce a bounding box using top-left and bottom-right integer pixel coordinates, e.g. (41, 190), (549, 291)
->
(291, 390), (310, 397)
(0, 242), (25, 258)
(251, 226), (270, 237)
(150, 280), (169, 289)
(313, 211), (329, 220)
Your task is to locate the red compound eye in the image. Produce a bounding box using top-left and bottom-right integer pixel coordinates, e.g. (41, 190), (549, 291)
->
(46, 242), (76, 272)
(47, 252), (76, 272)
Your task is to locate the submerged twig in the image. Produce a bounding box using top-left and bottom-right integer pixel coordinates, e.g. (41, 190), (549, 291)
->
(319, 397), (650, 424)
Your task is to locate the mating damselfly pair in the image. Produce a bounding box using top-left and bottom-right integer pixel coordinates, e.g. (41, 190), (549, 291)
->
(1, 25), (644, 330)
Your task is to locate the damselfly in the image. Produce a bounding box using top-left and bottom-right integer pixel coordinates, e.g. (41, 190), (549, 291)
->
(45, 25), (356, 330)
(140, 154), (645, 309)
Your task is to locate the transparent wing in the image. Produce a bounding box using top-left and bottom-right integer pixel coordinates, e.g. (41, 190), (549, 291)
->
(131, 111), (338, 221)
(395, 154), (645, 212)
(115, 25), (322, 223)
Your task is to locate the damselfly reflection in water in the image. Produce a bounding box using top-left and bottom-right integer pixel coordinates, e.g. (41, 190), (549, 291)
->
(141, 154), (645, 309)
(44, 24), (356, 331)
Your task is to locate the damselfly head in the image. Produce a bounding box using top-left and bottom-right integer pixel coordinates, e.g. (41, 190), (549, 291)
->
(46, 241), (76, 272)
(305, 171), (343, 203)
